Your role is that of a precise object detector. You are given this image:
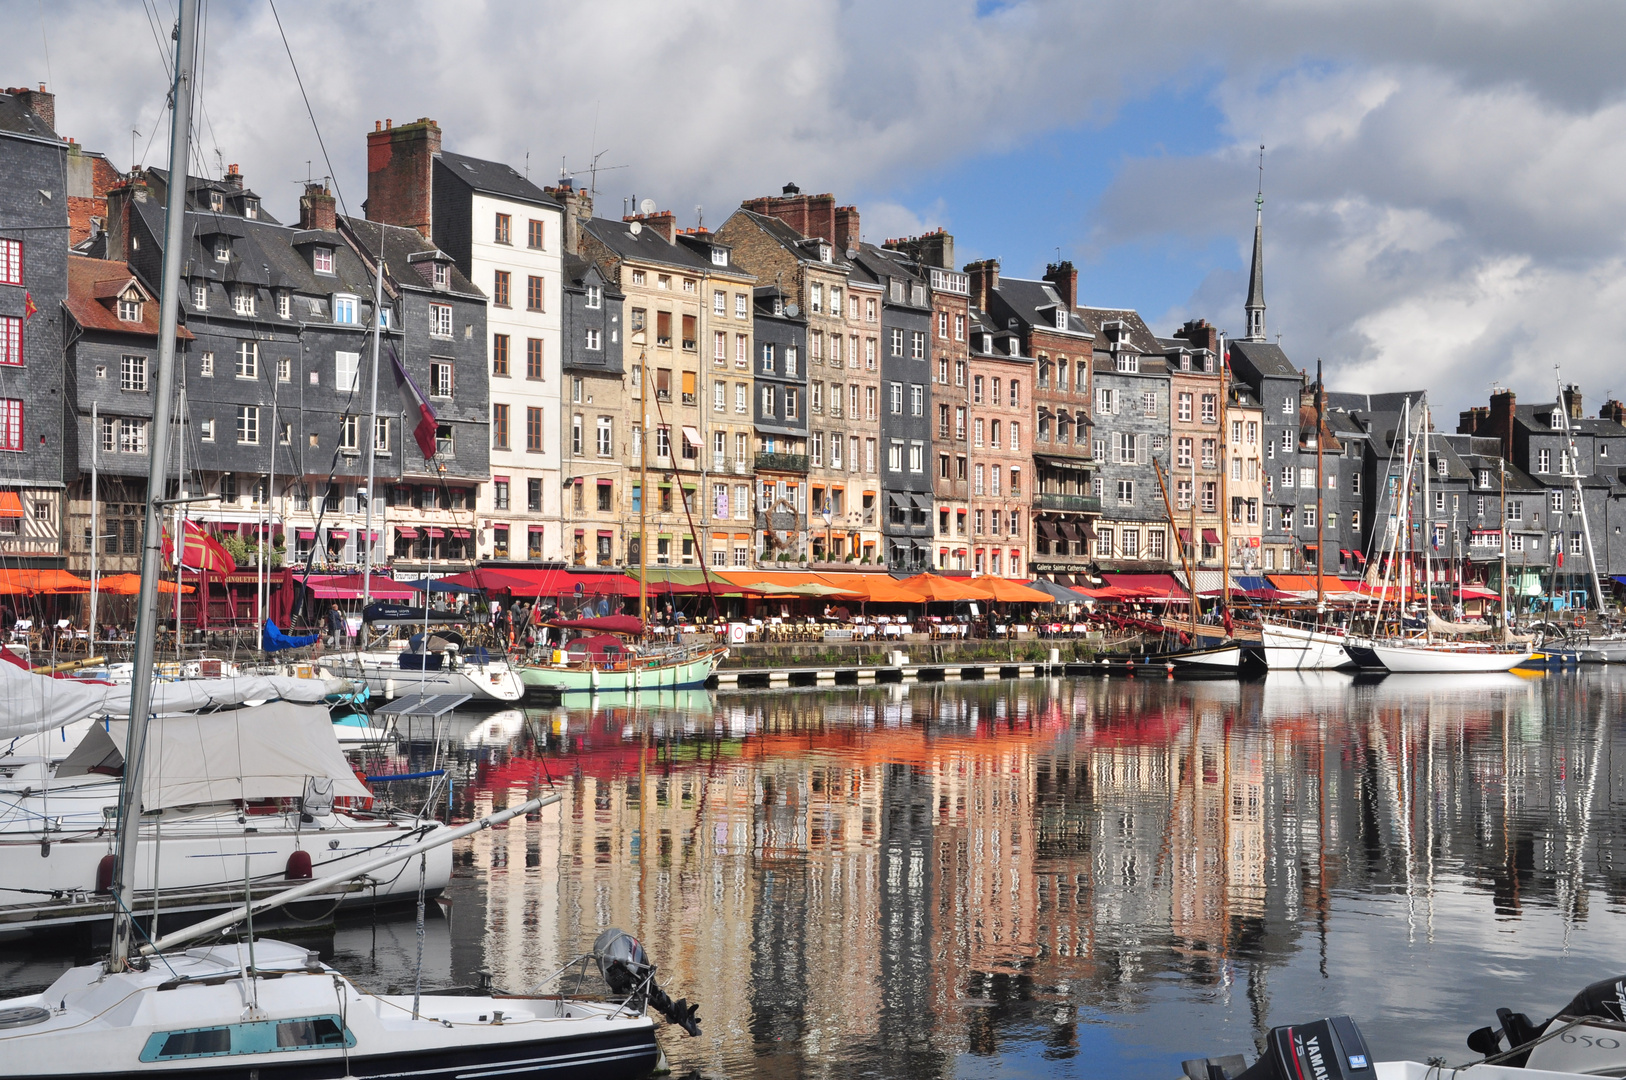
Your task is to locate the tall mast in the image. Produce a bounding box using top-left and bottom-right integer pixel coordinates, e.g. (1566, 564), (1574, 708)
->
(172, 383), (185, 652)
(1553, 369), (1605, 615)
(1217, 333), (1230, 619)
(110, 0), (197, 973)
(1315, 360), (1325, 610)
(1421, 403), (1434, 640)
(360, 234), (386, 621)
(1499, 458), (1510, 638)
(89, 402), (99, 638)
(638, 349), (649, 627)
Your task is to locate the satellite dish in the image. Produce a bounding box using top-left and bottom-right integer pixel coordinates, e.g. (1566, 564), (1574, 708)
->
(628, 220), (642, 236)
(639, 198), (656, 214)
(784, 303), (800, 317)
(845, 248), (859, 260)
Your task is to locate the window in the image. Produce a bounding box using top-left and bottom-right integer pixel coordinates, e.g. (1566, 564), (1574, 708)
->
(333, 350), (361, 394)
(1115, 432), (1138, 464)
(889, 442), (904, 472)
(761, 385), (776, 417)
(494, 213), (512, 244)
(911, 331), (926, 360)
(891, 328), (904, 357)
(910, 384), (923, 416)
(1117, 479), (1135, 505)
(656, 425), (671, 459)
(1201, 394), (1217, 423)
(526, 406), (544, 451)
(526, 338), (544, 379)
(785, 388), (799, 419)
(199, 417), (215, 442)
(1096, 387), (1116, 415)
(1201, 438), (1217, 468)
(0, 238), (18, 285)
(191, 282), (208, 311)
(1177, 392), (1193, 423)
(527, 275), (544, 312)
(493, 271), (511, 307)
(339, 414), (359, 451)
(909, 442), (923, 472)
(431, 304), (453, 337)
(492, 333), (510, 376)
(1116, 353), (1139, 373)
(119, 353), (147, 392)
(235, 341), (258, 379)
(584, 326), (602, 351)
(430, 361), (453, 398)
(236, 405), (259, 445)
(1177, 437), (1193, 467)
(114, 417), (146, 454)
(527, 218), (545, 249)
(889, 382), (903, 415)
(974, 418), (984, 447)
(1303, 506), (1317, 530)
(571, 413), (583, 455)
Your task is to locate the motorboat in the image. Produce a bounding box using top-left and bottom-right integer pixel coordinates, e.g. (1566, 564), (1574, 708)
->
(1179, 976), (1626, 1079)
(326, 643), (524, 703)
(1259, 619), (1353, 670)
(1575, 634), (1626, 663)
(0, 703), (446, 936)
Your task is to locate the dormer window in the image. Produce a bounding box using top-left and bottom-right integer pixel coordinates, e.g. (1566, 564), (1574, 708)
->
(377, 305), (391, 330)
(818, 243), (832, 263)
(312, 248), (334, 274)
(773, 296), (784, 317)
(585, 284), (601, 309)
(710, 248), (728, 267)
(1179, 353), (1191, 371)
(432, 261), (448, 288)
(209, 191), (223, 212)
(1203, 352), (1215, 372)
(981, 333), (992, 352)
(1551, 408), (1564, 428)
(1116, 353), (1139, 373)
(1007, 338), (1019, 357)
(911, 285), (926, 306)
(116, 292), (142, 322)
(192, 283), (207, 310)
(213, 237), (230, 263)
(276, 290), (290, 319)
(232, 287), (255, 316)
(332, 294), (358, 325)
(243, 198), (259, 220)
(1054, 307), (1067, 330)
(1437, 457), (1448, 478)
(1478, 469), (1490, 488)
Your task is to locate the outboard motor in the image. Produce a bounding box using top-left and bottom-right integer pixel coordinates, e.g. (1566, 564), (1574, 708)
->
(1183, 1017), (1376, 1080)
(1467, 974), (1626, 1065)
(592, 928), (701, 1037)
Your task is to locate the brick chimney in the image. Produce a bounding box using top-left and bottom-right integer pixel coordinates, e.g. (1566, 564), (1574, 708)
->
(9, 83), (54, 130)
(104, 173), (152, 262)
(544, 180), (593, 255)
(742, 189), (839, 246)
(1173, 318), (1220, 355)
(1043, 260), (1078, 310)
(1563, 383), (1583, 419)
(833, 205), (860, 252)
(1486, 389), (1516, 461)
(624, 209), (675, 244)
(299, 181), (337, 232)
(884, 229), (954, 270)
(224, 163), (243, 190)
(965, 258), (1000, 312)
(1458, 405), (1489, 435)
(1601, 399), (1626, 424)
(366, 117), (441, 238)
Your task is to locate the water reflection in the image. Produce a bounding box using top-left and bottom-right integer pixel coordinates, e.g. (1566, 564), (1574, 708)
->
(429, 672), (1626, 1077)
(6, 673), (1623, 1079)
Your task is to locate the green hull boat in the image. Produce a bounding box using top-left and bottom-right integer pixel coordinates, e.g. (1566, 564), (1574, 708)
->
(518, 646), (728, 695)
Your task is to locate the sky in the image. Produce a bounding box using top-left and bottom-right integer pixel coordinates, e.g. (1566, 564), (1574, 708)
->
(11, 0), (1626, 418)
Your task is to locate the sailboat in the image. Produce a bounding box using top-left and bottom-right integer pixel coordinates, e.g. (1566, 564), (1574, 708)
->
(0, 10), (693, 1075)
(1347, 398), (1533, 673)
(1258, 364), (1353, 670)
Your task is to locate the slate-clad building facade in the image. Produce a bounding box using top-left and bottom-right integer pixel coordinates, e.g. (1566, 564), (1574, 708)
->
(558, 249), (627, 567)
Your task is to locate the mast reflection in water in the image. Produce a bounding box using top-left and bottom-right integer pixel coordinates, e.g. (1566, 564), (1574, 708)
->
(9, 674), (1622, 1079)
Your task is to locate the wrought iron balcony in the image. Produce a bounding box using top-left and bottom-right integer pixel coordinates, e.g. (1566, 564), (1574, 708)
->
(754, 452), (810, 473)
(1031, 493), (1102, 513)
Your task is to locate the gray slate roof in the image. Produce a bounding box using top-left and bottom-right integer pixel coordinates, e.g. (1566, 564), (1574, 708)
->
(1228, 339), (1299, 380)
(436, 151), (559, 208)
(582, 217), (714, 272)
(0, 93), (56, 139)
(342, 216), (482, 297)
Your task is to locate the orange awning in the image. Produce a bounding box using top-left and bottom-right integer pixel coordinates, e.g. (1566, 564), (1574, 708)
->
(0, 492), (22, 518)
(94, 573), (193, 595)
(898, 573), (995, 602)
(0, 568), (93, 594)
(970, 576), (1055, 603)
(1267, 574), (1353, 593)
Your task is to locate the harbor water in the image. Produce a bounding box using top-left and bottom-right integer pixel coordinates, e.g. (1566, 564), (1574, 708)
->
(4, 670), (1624, 1078)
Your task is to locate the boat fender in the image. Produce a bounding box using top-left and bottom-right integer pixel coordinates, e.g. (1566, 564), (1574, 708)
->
(286, 849), (313, 880)
(95, 853), (115, 894)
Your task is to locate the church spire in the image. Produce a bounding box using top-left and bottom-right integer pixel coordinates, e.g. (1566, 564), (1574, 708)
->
(1245, 144), (1266, 342)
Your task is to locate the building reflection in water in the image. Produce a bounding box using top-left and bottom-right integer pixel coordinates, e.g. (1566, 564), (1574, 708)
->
(435, 671), (1626, 1078)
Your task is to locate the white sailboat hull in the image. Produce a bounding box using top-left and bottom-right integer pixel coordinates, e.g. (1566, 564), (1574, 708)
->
(1366, 641), (1535, 673)
(1260, 621), (1352, 670)
(327, 651), (524, 702)
(1167, 645), (1244, 669)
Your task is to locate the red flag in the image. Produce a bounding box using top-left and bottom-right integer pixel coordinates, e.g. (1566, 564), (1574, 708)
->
(1556, 551), (1564, 569)
(162, 520), (237, 574)
(23, 292), (37, 320)
(390, 346), (438, 460)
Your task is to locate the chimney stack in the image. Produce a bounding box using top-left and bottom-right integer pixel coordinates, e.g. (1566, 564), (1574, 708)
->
(1488, 389), (1517, 461)
(965, 258), (1000, 312)
(742, 189), (839, 247)
(366, 117), (441, 238)
(299, 181), (337, 232)
(884, 229), (954, 270)
(1600, 399), (1626, 425)
(545, 181), (594, 255)
(1175, 318), (1220, 356)
(833, 205), (860, 252)
(1458, 405), (1489, 435)
(9, 83), (54, 131)
(1563, 383), (1583, 419)
(624, 209), (676, 244)
(224, 163), (243, 190)
(1043, 260), (1078, 310)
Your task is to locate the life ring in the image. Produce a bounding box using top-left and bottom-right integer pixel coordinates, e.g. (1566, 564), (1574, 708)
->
(1574, 614), (1587, 629)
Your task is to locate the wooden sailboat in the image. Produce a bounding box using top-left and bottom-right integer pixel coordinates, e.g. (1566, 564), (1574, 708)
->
(0, 12), (692, 1075)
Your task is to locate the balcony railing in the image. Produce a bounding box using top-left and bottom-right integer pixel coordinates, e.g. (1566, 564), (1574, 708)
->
(754, 452), (810, 473)
(1031, 493), (1102, 513)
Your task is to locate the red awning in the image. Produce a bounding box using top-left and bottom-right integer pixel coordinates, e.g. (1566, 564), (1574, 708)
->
(451, 529), (471, 538)
(1178, 528), (1191, 544)
(1201, 529), (1220, 545)
(466, 567), (641, 597)
(528, 525), (545, 533)
(1101, 572), (1187, 600)
(329, 530), (350, 540)
(296, 529), (316, 539)
(1355, 551), (1367, 563)
(396, 527), (419, 539)
(424, 528), (445, 538)
(298, 573), (417, 601)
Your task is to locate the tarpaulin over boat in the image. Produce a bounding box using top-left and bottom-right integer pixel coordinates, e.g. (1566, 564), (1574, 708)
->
(0, 659), (349, 740)
(549, 615), (644, 635)
(56, 702), (370, 809)
(563, 634), (633, 662)
(262, 620), (320, 652)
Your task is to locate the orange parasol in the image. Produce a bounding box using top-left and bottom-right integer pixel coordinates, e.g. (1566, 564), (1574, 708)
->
(969, 576), (1055, 603)
(94, 573), (193, 595)
(897, 573), (995, 602)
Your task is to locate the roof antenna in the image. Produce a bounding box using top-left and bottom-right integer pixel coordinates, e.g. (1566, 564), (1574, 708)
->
(695, 205), (703, 229)
(524, 151), (530, 180)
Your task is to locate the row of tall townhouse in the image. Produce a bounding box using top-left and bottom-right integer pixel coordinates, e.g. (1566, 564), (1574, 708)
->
(12, 84), (1626, 598)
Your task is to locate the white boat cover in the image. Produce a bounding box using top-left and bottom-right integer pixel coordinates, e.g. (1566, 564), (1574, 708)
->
(0, 659), (349, 740)
(55, 702), (370, 809)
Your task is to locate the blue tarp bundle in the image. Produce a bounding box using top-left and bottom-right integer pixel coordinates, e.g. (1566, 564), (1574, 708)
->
(262, 620), (321, 652)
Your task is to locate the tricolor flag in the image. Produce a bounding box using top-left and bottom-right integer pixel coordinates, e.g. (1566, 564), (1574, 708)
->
(391, 345), (438, 460)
